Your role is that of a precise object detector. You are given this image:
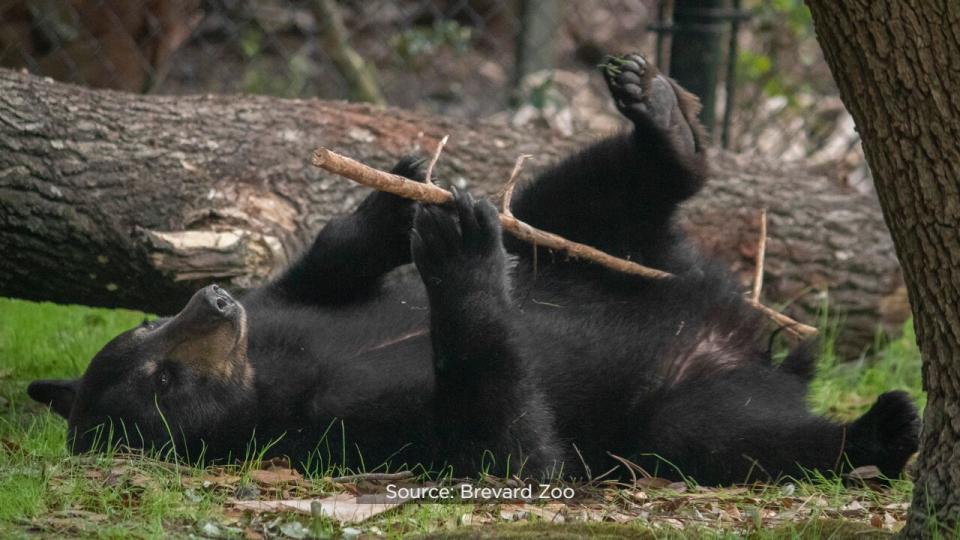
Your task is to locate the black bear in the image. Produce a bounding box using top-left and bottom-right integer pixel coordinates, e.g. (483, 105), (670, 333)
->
(28, 54), (920, 485)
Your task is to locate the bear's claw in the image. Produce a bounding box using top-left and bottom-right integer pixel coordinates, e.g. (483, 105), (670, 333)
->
(411, 188), (508, 298)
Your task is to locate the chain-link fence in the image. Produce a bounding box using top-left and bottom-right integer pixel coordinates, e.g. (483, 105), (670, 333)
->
(0, 1), (648, 111)
(0, 0), (868, 187)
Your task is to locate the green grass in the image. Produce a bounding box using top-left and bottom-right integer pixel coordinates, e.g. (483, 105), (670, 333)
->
(809, 322), (924, 420)
(0, 297), (928, 538)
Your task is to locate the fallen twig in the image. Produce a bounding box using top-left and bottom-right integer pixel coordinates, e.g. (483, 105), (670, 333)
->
(330, 471), (415, 483)
(424, 134), (448, 185)
(311, 147), (817, 338)
(748, 300), (810, 339)
(499, 154), (532, 216)
(751, 209), (767, 303)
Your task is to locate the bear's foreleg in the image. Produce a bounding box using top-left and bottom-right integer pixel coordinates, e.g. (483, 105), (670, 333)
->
(411, 189), (561, 477)
(268, 157), (425, 304)
(412, 187), (516, 376)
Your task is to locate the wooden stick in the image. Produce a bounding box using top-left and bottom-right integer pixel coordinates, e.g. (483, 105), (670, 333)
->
(748, 300), (808, 339)
(424, 134), (448, 185)
(313, 148), (671, 279)
(751, 208), (767, 303)
(499, 154), (532, 216)
(745, 210), (808, 339)
(311, 147), (817, 337)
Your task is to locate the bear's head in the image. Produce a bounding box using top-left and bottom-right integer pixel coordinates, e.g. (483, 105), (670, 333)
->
(27, 284), (254, 457)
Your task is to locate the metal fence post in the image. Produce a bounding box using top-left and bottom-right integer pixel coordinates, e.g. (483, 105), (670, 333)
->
(669, 0), (726, 133)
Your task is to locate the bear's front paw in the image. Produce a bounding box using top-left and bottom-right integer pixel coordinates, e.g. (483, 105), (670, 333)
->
(411, 187), (509, 297)
(346, 156), (426, 266)
(355, 155), (426, 226)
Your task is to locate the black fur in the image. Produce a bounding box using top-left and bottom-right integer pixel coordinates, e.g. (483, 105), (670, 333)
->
(28, 55), (920, 485)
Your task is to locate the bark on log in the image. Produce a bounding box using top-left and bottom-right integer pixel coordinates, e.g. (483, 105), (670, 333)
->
(0, 68), (907, 355)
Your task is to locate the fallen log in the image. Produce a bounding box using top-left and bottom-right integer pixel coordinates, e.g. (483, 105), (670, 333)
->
(0, 68), (906, 355)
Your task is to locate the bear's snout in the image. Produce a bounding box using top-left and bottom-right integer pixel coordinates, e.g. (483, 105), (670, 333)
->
(203, 284), (237, 317)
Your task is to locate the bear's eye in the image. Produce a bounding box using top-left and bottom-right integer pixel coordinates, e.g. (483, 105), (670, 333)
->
(156, 368), (172, 390)
(139, 319), (159, 331)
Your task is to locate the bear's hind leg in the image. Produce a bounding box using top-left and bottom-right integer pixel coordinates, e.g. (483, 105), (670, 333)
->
(845, 391), (921, 479)
(603, 53), (706, 161)
(634, 375), (920, 485)
(508, 53), (706, 270)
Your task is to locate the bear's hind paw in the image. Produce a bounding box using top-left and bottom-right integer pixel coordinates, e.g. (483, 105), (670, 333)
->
(601, 53), (702, 157)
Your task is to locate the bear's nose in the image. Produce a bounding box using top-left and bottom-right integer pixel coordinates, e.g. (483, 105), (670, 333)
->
(203, 284), (235, 314)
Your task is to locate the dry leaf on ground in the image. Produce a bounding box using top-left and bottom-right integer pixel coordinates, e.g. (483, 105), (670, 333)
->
(249, 468), (302, 486)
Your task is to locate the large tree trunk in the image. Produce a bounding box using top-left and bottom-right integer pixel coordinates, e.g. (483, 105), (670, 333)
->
(807, 0), (960, 535)
(0, 68), (905, 355)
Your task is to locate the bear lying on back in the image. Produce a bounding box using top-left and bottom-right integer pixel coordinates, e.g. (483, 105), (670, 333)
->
(28, 54), (920, 485)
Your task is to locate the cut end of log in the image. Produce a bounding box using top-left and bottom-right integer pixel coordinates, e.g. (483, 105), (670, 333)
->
(141, 228), (285, 289)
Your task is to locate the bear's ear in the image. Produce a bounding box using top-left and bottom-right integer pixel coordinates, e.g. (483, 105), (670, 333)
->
(27, 379), (79, 419)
